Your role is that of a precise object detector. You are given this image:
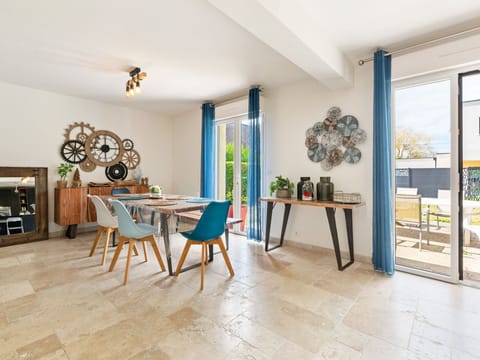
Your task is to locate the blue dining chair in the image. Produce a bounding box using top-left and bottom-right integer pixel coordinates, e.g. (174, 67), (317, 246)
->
(111, 188), (130, 195)
(109, 200), (166, 285)
(175, 200), (234, 290)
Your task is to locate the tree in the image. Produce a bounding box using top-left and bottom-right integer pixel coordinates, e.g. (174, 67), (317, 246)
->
(395, 128), (434, 159)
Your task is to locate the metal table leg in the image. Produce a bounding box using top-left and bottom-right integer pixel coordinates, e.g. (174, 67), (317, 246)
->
(265, 202), (291, 251)
(160, 213), (173, 275)
(325, 208), (354, 270)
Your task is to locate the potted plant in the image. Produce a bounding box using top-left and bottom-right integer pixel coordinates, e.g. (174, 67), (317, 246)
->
(269, 175), (294, 198)
(57, 163), (74, 188)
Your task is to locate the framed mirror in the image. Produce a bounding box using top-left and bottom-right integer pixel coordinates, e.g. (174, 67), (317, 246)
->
(0, 167), (48, 246)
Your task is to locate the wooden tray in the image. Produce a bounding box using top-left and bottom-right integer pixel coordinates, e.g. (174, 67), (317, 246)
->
(164, 195), (190, 200)
(144, 201), (177, 206)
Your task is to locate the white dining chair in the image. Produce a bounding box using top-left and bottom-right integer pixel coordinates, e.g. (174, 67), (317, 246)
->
(88, 195), (121, 265)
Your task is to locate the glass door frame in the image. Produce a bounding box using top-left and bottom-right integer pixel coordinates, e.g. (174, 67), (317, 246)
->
(458, 68), (480, 283)
(392, 69), (460, 283)
(215, 113), (248, 234)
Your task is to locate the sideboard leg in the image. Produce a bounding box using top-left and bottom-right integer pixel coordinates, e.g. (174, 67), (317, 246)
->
(66, 224), (78, 239)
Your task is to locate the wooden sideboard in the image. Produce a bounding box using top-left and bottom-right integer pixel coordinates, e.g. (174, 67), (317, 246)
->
(54, 185), (148, 238)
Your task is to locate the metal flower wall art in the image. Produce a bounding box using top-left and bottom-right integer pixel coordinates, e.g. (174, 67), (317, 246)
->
(305, 106), (366, 170)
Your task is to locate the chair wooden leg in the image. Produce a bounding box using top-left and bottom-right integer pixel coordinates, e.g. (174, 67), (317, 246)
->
(201, 243), (206, 290)
(132, 243), (139, 256)
(142, 241), (148, 262)
(215, 237), (235, 276)
(175, 241), (192, 276)
(124, 240), (134, 285)
(89, 227), (104, 257)
(109, 237), (125, 271)
(101, 227), (112, 265)
(204, 244), (208, 266)
(149, 236), (166, 271)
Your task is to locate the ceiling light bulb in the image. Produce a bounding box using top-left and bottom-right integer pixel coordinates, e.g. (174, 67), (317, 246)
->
(129, 87), (135, 96)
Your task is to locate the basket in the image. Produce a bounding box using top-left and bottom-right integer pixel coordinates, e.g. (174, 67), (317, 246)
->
(333, 191), (361, 204)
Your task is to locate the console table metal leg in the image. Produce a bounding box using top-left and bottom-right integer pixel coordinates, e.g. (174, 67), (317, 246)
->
(326, 208), (354, 270)
(280, 204), (291, 247)
(344, 209), (354, 264)
(160, 213), (173, 275)
(265, 202), (291, 251)
(265, 202), (274, 251)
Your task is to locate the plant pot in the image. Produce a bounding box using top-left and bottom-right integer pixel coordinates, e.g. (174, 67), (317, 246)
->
(275, 189), (291, 198)
(57, 180), (68, 189)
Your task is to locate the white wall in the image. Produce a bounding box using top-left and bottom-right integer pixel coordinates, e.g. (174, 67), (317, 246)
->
(172, 107), (202, 197)
(0, 81), (173, 234)
(171, 65), (374, 258)
(264, 66), (373, 257)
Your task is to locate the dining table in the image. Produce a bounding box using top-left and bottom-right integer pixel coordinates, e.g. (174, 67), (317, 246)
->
(106, 194), (211, 275)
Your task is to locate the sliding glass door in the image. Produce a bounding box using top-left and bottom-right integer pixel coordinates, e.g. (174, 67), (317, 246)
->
(393, 75), (458, 281)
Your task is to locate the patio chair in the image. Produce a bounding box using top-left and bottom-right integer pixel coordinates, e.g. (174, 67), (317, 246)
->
(428, 189), (450, 230)
(397, 187), (418, 195)
(395, 194), (424, 250)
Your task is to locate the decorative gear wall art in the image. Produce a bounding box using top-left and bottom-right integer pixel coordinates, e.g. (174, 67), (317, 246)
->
(84, 130), (124, 167)
(60, 122), (142, 181)
(64, 122), (96, 143)
(305, 106), (366, 170)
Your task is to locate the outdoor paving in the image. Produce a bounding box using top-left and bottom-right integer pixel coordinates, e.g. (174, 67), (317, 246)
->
(396, 225), (480, 282)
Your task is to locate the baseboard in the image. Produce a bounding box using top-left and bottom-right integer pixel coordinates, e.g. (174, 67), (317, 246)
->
(277, 237), (371, 265)
(49, 224), (97, 239)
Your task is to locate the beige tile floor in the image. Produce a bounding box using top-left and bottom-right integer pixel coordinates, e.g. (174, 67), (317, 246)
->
(2, 232), (480, 359)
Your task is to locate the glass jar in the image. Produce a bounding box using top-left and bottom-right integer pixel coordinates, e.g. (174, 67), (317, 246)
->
(317, 177), (334, 201)
(301, 177), (314, 201)
(297, 177), (309, 200)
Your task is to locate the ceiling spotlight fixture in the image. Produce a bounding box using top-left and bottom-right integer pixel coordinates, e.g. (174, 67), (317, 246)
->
(125, 67), (147, 98)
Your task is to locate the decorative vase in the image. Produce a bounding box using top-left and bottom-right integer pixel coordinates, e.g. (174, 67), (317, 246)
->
(317, 177), (334, 201)
(275, 189), (291, 198)
(57, 180), (68, 189)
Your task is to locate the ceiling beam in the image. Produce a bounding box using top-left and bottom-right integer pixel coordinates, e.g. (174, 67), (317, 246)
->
(208, 0), (353, 89)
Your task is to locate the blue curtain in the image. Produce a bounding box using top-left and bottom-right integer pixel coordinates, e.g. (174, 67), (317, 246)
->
(247, 87), (262, 241)
(372, 50), (394, 275)
(201, 103), (215, 198)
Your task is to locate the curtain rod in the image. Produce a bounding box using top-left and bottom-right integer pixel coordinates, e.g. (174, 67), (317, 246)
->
(202, 87), (264, 108)
(358, 25), (480, 65)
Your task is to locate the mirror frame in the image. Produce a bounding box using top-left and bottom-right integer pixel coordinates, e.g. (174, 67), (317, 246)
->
(0, 167), (48, 246)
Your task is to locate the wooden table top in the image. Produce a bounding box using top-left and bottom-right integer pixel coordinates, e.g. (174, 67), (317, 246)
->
(106, 194), (210, 214)
(259, 197), (365, 209)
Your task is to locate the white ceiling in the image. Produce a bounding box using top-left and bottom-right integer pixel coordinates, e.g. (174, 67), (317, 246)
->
(1, 0), (480, 116)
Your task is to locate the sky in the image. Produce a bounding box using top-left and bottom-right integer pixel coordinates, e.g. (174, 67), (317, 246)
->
(395, 74), (480, 155)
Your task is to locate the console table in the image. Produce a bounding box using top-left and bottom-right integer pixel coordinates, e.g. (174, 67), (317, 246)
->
(260, 197), (365, 271)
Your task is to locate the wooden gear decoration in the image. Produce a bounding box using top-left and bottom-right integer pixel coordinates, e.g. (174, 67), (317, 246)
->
(64, 121), (96, 143)
(61, 140), (87, 164)
(84, 130), (124, 167)
(122, 149), (141, 169)
(60, 123), (142, 181)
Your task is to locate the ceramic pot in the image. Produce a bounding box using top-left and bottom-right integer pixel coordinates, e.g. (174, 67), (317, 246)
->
(275, 189), (291, 198)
